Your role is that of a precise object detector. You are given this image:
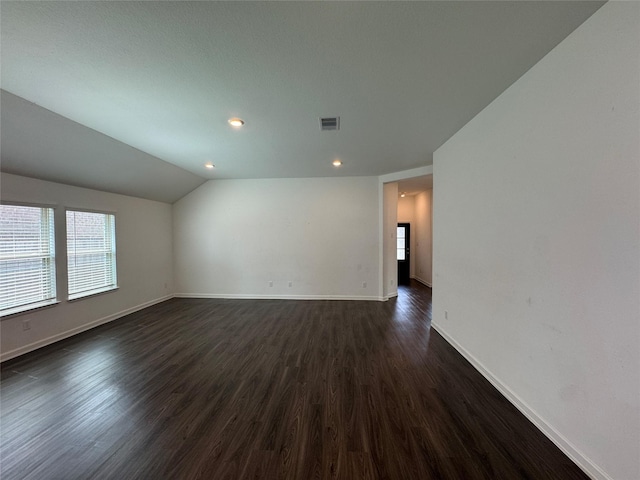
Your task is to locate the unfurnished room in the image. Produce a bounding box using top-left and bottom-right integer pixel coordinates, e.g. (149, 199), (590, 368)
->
(0, 2), (638, 479)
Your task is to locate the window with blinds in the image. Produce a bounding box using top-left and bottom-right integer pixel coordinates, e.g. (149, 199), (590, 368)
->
(0, 204), (57, 316)
(67, 210), (117, 300)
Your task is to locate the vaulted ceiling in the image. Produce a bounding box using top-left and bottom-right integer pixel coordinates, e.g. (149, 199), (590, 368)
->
(0, 1), (604, 203)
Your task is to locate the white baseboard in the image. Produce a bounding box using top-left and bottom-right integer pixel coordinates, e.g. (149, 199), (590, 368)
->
(1, 295), (174, 363)
(411, 276), (432, 287)
(175, 293), (385, 301)
(431, 321), (612, 480)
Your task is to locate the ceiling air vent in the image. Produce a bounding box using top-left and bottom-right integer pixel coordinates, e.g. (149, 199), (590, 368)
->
(320, 116), (340, 131)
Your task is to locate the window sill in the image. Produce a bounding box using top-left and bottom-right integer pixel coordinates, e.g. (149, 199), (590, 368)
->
(1, 300), (60, 320)
(68, 286), (119, 302)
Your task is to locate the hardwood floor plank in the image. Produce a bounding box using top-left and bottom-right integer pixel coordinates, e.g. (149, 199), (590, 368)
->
(1, 282), (588, 479)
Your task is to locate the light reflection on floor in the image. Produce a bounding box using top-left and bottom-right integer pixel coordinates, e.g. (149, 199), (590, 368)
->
(389, 279), (433, 362)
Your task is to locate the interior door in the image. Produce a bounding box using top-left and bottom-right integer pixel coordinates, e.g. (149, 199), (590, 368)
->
(397, 223), (410, 285)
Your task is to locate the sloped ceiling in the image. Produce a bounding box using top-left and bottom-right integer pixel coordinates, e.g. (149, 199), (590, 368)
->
(1, 91), (205, 203)
(0, 1), (604, 202)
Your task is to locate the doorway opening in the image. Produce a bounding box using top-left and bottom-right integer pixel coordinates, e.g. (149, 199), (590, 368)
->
(394, 175), (433, 299)
(381, 171), (433, 300)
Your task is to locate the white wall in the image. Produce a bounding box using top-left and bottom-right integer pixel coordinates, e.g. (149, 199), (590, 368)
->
(397, 195), (416, 277)
(432, 3), (639, 480)
(173, 177), (380, 299)
(397, 195), (414, 223)
(414, 189), (432, 286)
(382, 182), (398, 299)
(1, 173), (174, 360)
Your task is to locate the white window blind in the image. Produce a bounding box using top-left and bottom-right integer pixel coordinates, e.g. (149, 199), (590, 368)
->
(67, 210), (117, 299)
(0, 205), (57, 315)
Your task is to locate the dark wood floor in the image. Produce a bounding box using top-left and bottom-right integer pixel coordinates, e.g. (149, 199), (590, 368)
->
(1, 281), (587, 480)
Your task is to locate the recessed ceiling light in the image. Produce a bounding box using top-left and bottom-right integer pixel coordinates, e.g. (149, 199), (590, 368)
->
(332, 159), (342, 167)
(205, 163), (215, 169)
(228, 118), (245, 127)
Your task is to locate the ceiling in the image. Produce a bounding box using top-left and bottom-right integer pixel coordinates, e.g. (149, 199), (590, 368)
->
(0, 91), (205, 203)
(0, 1), (604, 203)
(398, 176), (433, 197)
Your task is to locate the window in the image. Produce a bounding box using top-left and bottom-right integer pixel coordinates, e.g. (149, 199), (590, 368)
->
(0, 204), (57, 316)
(67, 210), (117, 299)
(397, 226), (406, 260)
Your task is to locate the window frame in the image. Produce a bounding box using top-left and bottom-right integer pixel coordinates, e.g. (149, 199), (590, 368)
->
(0, 201), (59, 317)
(65, 208), (118, 301)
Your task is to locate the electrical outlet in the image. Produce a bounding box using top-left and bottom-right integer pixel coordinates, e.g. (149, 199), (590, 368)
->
(268, 281), (273, 287)
(444, 311), (448, 320)
(288, 281), (293, 287)
(362, 282), (367, 288)
(22, 319), (31, 331)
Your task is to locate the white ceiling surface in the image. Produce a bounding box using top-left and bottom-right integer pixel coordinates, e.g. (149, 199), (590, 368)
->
(1, 1), (604, 202)
(398, 175), (433, 197)
(1, 91), (205, 203)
